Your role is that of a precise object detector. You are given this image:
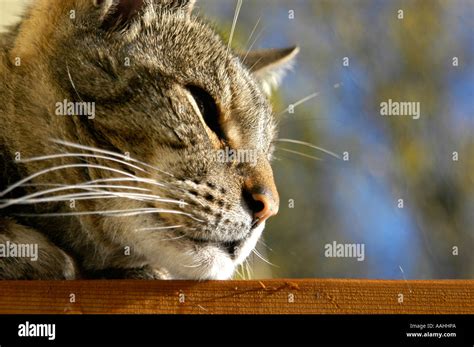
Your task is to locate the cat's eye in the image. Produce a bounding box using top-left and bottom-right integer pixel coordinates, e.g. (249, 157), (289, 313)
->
(187, 85), (225, 139)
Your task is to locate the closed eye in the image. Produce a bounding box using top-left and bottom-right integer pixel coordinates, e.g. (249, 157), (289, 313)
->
(187, 85), (225, 140)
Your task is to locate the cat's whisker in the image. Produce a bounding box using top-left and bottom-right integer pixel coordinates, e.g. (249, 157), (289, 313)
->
(247, 56), (263, 72)
(66, 61), (83, 102)
(252, 248), (278, 268)
(277, 83), (343, 117)
(14, 207), (204, 222)
(0, 163), (160, 198)
(82, 191), (186, 206)
(4, 192), (121, 205)
(20, 179), (148, 188)
(235, 265), (244, 279)
(136, 225), (183, 231)
(240, 261), (246, 279)
(258, 238), (274, 253)
(51, 139), (174, 177)
(244, 16), (261, 49)
(20, 183), (67, 187)
(189, 196), (205, 207)
(18, 177), (180, 196)
(20, 153), (149, 174)
(6, 193), (186, 206)
(277, 91), (320, 117)
(82, 177), (156, 185)
(78, 177), (182, 194)
(275, 138), (341, 160)
(0, 183), (187, 209)
(182, 262), (203, 268)
(241, 263), (248, 280)
(79, 177), (193, 207)
(275, 147), (322, 161)
(13, 184), (150, 198)
(241, 26), (264, 63)
(227, 0), (243, 50)
(244, 258), (253, 279)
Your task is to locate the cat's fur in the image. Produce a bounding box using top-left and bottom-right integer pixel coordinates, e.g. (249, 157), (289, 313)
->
(0, 0), (298, 279)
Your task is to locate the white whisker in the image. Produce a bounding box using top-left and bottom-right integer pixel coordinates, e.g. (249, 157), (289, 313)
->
(275, 147), (322, 161)
(80, 177), (172, 190)
(3, 184), (150, 203)
(78, 184), (150, 192)
(2, 192), (185, 207)
(14, 208), (204, 222)
(66, 62), (83, 101)
(242, 264), (248, 280)
(19, 177), (175, 193)
(0, 163), (157, 198)
(136, 225), (183, 231)
(244, 258), (253, 279)
(81, 191), (185, 205)
(228, 0), (243, 50)
(235, 265), (244, 279)
(0, 182), (188, 208)
(277, 83), (343, 117)
(4, 192), (120, 204)
(242, 26), (264, 63)
(247, 56), (264, 72)
(258, 239), (274, 253)
(51, 139), (174, 177)
(252, 248), (278, 268)
(20, 153), (149, 174)
(275, 139), (341, 159)
(277, 91), (320, 116)
(81, 177), (191, 197)
(20, 183), (65, 187)
(244, 16), (261, 48)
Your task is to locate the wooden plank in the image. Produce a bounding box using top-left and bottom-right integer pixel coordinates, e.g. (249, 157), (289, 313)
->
(0, 279), (472, 314)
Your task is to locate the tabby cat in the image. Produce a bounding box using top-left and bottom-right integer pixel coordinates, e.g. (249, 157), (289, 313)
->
(0, 0), (298, 279)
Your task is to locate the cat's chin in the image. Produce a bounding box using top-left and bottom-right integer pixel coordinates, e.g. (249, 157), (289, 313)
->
(139, 223), (265, 280)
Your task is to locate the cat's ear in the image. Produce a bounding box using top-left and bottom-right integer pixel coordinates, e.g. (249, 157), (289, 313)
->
(238, 46), (299, 96)
(93, 0), (196, 30)
(93, 0), (145, 30)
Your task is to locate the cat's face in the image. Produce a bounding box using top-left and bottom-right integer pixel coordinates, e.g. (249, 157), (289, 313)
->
(48, 0), (298, 279)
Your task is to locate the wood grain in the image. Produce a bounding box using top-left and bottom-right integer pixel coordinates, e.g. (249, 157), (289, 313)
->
(0, 279), (472, 314)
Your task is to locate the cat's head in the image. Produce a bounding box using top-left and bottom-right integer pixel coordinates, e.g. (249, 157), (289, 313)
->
(18, 0), (298, 279)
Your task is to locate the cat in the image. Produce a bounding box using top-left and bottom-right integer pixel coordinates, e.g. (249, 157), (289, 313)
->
(0, 0), (298, 280)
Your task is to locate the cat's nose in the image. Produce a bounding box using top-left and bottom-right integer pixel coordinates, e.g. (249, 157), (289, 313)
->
(243, 161), (280, 225)
(250, 191), (279, 224)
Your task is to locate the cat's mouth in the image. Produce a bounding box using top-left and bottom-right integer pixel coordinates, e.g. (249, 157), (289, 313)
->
(142, 222), (265, 280)
(181, 234), (245, 259)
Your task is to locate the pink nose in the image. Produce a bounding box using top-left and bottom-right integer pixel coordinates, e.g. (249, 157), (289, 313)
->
(251, 192), (279, 224)
(243, 160), (280, 226)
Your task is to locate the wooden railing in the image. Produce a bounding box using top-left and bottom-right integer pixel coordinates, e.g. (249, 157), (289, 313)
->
(0, 279), (472, 314)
